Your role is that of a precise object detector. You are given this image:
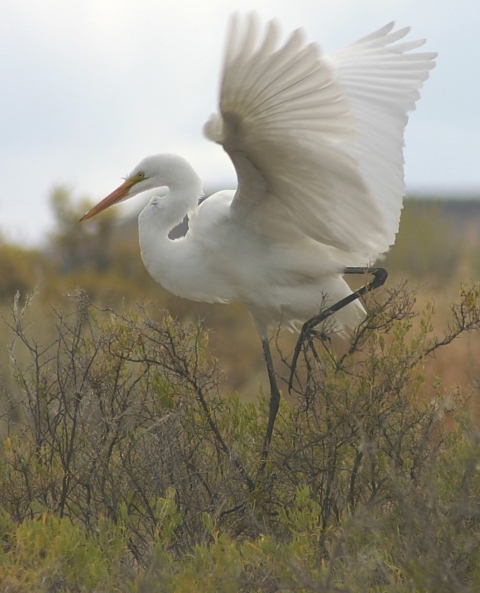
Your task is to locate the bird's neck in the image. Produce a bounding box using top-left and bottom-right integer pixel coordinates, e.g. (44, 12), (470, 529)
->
(141, 169), (202, 231)
(158, 189), (195, 231)
(138, 177), (203, 293)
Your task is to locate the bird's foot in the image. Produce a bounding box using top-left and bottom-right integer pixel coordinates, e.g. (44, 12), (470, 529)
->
(288, 322), (330, 391)
(288, 267), (388, 392)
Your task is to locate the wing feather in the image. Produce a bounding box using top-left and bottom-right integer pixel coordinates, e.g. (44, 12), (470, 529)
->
(326, 23), (437, 245)
(204, 14), (436, 259)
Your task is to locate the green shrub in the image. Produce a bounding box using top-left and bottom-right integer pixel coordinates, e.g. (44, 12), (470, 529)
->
(0, 283), (479, 591)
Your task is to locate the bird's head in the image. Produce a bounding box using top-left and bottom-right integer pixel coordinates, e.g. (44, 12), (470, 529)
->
(80, 154), (197, 222)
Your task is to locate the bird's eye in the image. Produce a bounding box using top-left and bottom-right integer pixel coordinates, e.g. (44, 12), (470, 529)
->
(137, 171), (145, 179)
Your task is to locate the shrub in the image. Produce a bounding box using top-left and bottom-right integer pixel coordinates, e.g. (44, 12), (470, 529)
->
(0, 282), (479, 591)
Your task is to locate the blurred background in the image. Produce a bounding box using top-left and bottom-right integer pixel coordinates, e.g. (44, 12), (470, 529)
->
(1, 0), (479, 404)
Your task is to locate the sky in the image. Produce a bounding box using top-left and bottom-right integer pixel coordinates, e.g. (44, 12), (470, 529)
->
(1, 0), (479, 246)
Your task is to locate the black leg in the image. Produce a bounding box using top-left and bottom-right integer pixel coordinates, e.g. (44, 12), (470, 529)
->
(288, 267), (388, 391)
(259, 336), (281, 472)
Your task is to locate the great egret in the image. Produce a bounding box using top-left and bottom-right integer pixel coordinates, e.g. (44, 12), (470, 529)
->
(80, 13), (436, 462)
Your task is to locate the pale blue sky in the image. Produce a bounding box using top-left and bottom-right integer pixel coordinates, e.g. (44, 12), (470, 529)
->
(1, 0), (479, 245)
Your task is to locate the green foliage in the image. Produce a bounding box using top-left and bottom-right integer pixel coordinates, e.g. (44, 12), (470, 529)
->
(0, 283), (479, 591)
(49, 185), (117, 274)
(0, 509), (132, 591)
(0, 242), (50, 302)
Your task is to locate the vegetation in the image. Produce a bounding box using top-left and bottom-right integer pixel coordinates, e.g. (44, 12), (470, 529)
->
(0, 188), (479, 591)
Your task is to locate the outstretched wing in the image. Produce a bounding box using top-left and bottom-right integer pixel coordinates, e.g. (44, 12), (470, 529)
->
(204, 13), (435, 260)
(326, 22), (437, 249)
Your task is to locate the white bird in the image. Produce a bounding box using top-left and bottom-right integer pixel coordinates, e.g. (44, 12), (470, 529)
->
(80, 13), (436, 462)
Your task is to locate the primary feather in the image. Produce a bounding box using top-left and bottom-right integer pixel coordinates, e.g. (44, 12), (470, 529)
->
(205, 14), (436, 263)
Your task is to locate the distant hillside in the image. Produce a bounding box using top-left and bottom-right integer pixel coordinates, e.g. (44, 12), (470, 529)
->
(403, 197), (480, 242)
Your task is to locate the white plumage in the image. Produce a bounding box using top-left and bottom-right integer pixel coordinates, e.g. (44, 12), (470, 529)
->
(81, 13), (436, 455)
